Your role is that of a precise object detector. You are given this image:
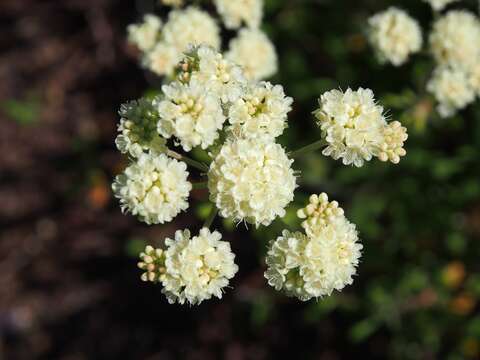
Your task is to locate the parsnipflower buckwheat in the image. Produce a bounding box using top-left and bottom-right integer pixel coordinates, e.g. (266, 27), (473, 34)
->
(162, 228), (238, 305)
(208, 138), (297, 226)
(112, 153), (192, 225)
(368, 7), (423, 66)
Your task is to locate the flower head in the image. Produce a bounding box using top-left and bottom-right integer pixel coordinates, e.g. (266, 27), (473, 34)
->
(377, 121), (408, 164)
(226, 29), (277, 81)
(143, 43), (179, 77)
(228, 82), (292, 139)
(214, 0), (263, 29)
(163, 6), (220, 53)
(208, 138), (297, 227)
(162, 228), (238, 305)
(177, 45), (246, 103)
(314, 88), (386, 167)
(127, 14), (162, 52)
(143, 7), (221, 77)
(368, 7), (423, 66)
(297, 193), (345, 237)
(112, 153), (191, 224)
(429, 11), (480, 70)
(157, 77), (226, 151)
(427, 66), (476, 118)
(423, 0), (460, 11)
(265, 220), (362, 301)
(160, 0), (184, 6)
(115, 98), (166, 158)
(138, 245), (167, 283)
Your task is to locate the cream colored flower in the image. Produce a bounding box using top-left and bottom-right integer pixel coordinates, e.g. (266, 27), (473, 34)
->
(226, 29), (277, 81)
(214, 0), (263, 29)
(157, 78), (226, 151)
(177, 45), (246, 103)
(468, 62), (480, 97)
(162, 228), (238, 305)
(163, 7), (220, 54)
(429, 11), (480, 70)
(427, 66), (476, 118)
(313, 88), (386, 167)
(368, 7), (423, 66)
(160, 0), (184, 7)
(112, 153), (191, 225)
(228, 81), (293, 139)
(301, 217), (362, 298)
(127, 14), (162, 52)
(208, 138), (297, 227)
(143, 43), (179, 77)
(264, 230), (312, 301)
(138, 245), (167, 283)
(297, 193), (345, 237)
(265, 218), (362, 301)
(143, 7), (221, 77)
(115, 98), (166, 158)
(423, 0), (460, 11)
(377, 121), (408, 164)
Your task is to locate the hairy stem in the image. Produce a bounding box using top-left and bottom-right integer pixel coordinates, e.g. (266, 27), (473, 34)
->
(290, 139), (326, 158)
(167, 150), (209, 173)
(192, 181), (208, 190)
(203, 206), (218, 229)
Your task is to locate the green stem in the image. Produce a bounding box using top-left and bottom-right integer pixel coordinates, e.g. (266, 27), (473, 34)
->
(192, 181), (208, 190)
(290, 139), (326, 158)
(167, 150), (209, 173)
(203, 206), (218, 229)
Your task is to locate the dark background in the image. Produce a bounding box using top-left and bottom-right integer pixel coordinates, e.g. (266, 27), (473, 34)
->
(1, 0), (480, 359)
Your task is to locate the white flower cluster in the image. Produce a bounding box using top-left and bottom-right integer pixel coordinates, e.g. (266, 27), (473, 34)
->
(127, 14), (162, 52)
(427, 11), (480, 117)
(112, 153), (191, 225)
(135, 7), (221, 77)
(265, 193), (362, 301)
(228, 81), (293, 139)
(313, 88), (408, 167)
(369, 4), (480, 118)
(214, 0), (263, 29)
(226, 29), (278, 81)
(157, 77), (226, 151)
(115, 98), (166, 158)
(208, 138), (297, 227)
(139, 228), (238, 305)
(422, 0), (460, 11)
(368, 7), (423, 66)
(127, 4), (278, 82)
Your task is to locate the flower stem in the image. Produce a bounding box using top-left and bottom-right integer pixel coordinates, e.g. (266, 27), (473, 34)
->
(290, 139), (326, 158)
(203, 206), (218, 229)
(167, 150), (209, 173)
(192, 181), (208, 190)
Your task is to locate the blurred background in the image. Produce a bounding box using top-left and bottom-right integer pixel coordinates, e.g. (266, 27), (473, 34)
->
(1, 0), (480, 359)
